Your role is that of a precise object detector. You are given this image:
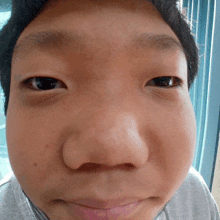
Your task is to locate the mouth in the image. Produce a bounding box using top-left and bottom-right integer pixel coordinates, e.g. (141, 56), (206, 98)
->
(65, 199), (144, 220)
(66, 198), (144, 210)
(55, 196), (161, 219)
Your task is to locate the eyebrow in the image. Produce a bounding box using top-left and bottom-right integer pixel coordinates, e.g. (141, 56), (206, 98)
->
(13, 30), (184, 58)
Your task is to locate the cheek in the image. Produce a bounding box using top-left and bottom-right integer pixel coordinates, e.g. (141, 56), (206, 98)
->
(6, 115), (41, 180)
(6, 99), (54, 191)
(6, 103), (63, 206)
(155, 98), (197, 195)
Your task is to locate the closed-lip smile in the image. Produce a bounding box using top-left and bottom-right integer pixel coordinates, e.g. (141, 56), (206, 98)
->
(65, 199), (143, 220)
(65, 198), (144, 209)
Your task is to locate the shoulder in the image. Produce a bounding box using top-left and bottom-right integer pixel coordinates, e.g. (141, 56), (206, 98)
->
(0, 172), (36, 220)
(0, 172), (15, 206)
(163, 166), (220, 219)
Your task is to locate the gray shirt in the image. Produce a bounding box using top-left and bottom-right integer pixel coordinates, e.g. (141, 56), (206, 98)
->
(0, 166), (219, 220)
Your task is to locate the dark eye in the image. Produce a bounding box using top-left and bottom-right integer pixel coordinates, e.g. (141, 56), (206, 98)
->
(147, 76), (182, 88)
(25, 77), (64, 91)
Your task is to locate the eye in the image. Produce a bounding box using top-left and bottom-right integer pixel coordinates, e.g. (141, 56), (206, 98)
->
(24, 77), (65, 91)
(146, 76), (182, 88)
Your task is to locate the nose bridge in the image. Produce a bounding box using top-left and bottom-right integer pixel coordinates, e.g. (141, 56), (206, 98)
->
(63, 108), (149, 170)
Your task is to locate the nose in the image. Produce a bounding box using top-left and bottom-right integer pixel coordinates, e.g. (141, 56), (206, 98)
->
(62, 111), (149, 170)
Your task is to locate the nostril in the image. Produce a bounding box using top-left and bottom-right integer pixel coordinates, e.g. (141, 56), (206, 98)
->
(76, 163), (135, 172)
(77, 163), (101, 172)
(125, 163), (134, 168)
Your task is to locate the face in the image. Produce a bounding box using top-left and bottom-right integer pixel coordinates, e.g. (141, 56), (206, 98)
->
(6, 0), (197, 219)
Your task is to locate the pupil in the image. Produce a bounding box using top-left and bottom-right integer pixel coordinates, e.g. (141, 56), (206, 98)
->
(36, 78), (58, 90)
(163, 77), (172, 86)
(156, 77), (172, 86)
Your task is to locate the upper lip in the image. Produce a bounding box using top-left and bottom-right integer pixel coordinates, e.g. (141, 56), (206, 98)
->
(65, 198), (144, 209)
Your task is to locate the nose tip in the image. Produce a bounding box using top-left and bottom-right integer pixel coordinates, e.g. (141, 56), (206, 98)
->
(62, 114), (149, 170)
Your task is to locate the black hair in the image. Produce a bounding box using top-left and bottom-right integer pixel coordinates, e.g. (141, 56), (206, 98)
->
(0, 0), (199, 116)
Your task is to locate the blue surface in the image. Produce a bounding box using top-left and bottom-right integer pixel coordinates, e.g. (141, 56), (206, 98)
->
(183, 0), (220, 190)
(0, 90), (11, 181)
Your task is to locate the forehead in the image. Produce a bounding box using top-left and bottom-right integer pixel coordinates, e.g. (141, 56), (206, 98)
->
(40, 0), (159, 16)
(13, 0), (184, 61)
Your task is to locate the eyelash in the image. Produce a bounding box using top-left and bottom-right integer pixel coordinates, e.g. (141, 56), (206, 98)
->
(23, 76), (182, 91)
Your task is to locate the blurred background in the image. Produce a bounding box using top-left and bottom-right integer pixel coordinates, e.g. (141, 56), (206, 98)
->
(0, 0), (219, 211)
(0, 0), (11, 181)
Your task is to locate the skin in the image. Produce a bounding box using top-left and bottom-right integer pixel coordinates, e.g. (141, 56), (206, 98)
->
(6, 0), (197, 219)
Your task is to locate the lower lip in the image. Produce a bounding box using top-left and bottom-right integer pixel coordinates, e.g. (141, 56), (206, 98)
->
(67, 201), (141, 220)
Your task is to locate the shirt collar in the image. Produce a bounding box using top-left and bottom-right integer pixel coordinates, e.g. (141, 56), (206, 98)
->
(22, 190), (49, 220)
